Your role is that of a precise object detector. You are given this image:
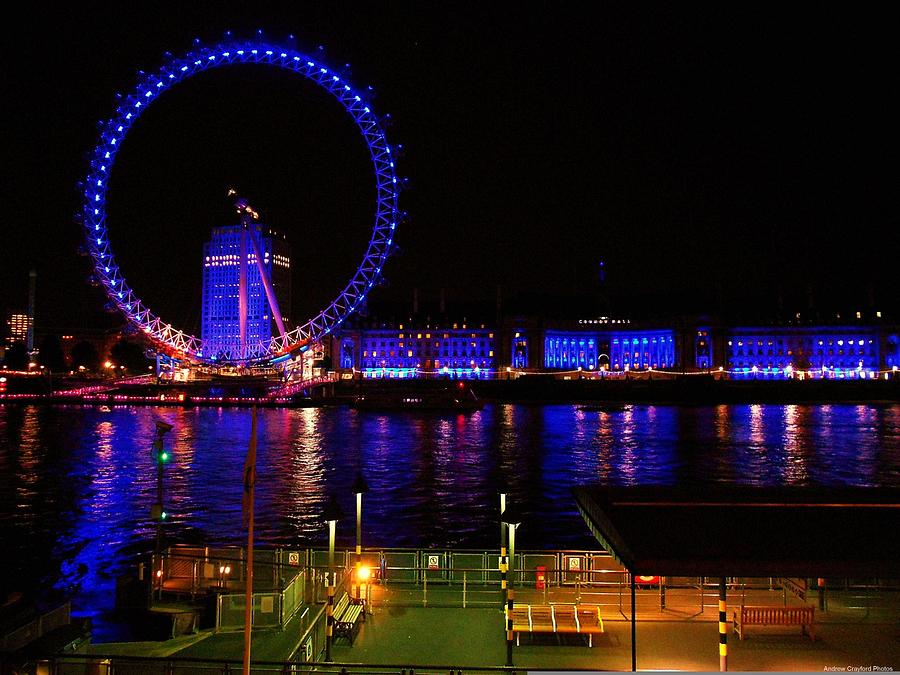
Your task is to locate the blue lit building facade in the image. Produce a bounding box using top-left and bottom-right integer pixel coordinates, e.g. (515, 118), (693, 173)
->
(333, 312), (899, 380)
(201, 225), (291, 360)
(337, 323), (496, 379)
(542, 328), (676, 370)
(725, 326), (887, 379)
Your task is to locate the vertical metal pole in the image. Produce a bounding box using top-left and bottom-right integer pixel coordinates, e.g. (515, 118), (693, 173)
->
(500, 493), (507, 552)
(242, 410), (257, 675)
(631, 573), (636, 672)
(719, 577), (727, 672)
(818, 577), (826, 611)
(506, 587), (514, 666)
(506, 523), (515, 667)
(326, 520), (336, 662)
(243, 492), (254, 675)
(155, 441), (164, 560)
(508, 525), (516, 587)
(499, 493), (507, 609)
(356, 493), (362, 602)
(325, 583), (334, 662)
(328, 520), (336, 581)
(500, 546), (507, 609)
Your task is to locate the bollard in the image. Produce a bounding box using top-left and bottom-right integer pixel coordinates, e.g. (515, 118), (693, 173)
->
(325, 582), (335, 662)
(499, 546), (508, 610)
(719, 577), (727, 672)
(506, 587), (515, 666)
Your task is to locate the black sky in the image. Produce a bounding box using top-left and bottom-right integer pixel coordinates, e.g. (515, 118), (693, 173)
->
(3, 3), (897, 334)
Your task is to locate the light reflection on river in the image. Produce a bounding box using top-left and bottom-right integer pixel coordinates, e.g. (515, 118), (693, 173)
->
(1, 402), (898, 638)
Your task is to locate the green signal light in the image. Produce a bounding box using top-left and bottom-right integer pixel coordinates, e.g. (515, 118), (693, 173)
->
(161, 511), (168, 520)
(159, 451), (169, 462)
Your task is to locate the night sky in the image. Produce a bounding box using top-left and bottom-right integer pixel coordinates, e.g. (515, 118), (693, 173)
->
(4, 4), (897, 336)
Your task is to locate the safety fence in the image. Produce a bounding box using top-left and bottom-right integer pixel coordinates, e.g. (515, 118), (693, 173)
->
(149, 546), (900, 629)
(149, 547), (307, 630)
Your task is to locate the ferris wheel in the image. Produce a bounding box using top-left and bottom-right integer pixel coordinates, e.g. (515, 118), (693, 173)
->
(80, 39), (401, 365)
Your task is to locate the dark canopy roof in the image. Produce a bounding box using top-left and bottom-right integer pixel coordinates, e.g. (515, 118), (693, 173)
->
(572, 486), (900, 578)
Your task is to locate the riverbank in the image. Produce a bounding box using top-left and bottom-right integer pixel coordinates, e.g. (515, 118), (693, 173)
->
(2, 374), (898, 406)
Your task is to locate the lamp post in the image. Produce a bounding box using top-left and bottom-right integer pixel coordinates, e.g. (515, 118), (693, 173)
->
(498, 487), (508, 609)
(150, 420), (174, 564)
(501, 505), (524, 667)
(352, 473), (369, 604)
(322, 496), (344, 663)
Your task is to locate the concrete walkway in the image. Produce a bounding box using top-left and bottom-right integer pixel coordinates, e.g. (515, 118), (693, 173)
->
(91, 583), (900, 671)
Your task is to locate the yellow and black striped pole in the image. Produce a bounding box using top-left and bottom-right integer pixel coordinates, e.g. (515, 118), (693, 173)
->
(506, 586), (515, 666)
(718, 577), (727, 672)
(325, 581), (335, 662)
(499, 546), (508, 609)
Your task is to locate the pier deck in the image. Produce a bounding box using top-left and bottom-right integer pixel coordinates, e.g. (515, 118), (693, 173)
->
(89, 581), (900, 671)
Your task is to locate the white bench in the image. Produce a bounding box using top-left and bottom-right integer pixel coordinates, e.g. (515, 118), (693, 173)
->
(333, 592), (364, 644)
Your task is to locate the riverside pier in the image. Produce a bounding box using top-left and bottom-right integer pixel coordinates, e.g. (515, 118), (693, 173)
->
(12, 487), (899, 673)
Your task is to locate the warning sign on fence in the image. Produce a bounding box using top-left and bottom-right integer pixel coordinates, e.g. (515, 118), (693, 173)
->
(427, 555), (440, 570)
(288, 552), (300, 566)
(636, 575), (660, 585)
(567, 557), (582, 571)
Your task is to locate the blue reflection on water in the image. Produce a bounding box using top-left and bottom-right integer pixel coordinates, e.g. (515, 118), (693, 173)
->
(1, 402), (898, 640)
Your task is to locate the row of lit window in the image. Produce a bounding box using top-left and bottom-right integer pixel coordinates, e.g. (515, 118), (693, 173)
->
(611, 336), (674, 345)
(364, 331), (495, 340)
(362, 358), (492, 369)
(396, 324), (487, 331)
(363, 349), (492, 358)
(363, 339), (492, 348)
(732, 348), (874, 357)
(547, 339), (596, 347)
(729, 338), (874, 347)
(729, 359), (876, 368)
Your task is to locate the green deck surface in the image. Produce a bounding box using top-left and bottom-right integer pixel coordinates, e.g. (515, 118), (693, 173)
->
(93, 584), (900, 671)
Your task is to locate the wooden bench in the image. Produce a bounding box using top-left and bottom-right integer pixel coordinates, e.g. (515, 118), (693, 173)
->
(510, 604), (604, 647)
(510, 606), (531, 635)
(732, 605), (815, 641)
(332, 592), (365, 644)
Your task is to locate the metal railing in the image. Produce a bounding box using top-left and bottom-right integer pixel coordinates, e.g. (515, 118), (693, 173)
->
(48, 653), (595, 675)
(149, 547), (307, 631)
(1, 602), (70, 653)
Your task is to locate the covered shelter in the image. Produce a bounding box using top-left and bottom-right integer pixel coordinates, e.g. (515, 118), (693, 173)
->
(572, 485), (900, 671)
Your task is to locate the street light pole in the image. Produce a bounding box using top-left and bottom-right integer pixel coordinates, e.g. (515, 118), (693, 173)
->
(322, 496), (344, 663)
(501, 505), (524, 668)
(499, 491), (507, 609)
(150, 420), (174, 565)
(352, 473), (369, 604)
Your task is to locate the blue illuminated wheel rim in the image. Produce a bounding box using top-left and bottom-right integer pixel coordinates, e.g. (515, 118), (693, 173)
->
(81, 41), (399, 364)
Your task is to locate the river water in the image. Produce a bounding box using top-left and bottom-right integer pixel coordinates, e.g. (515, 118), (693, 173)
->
(1, 402), (899, 639)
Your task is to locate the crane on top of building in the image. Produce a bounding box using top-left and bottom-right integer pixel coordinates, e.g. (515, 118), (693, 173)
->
(227, 188), (288, 361)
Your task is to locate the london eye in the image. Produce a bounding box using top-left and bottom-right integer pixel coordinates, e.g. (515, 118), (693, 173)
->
(80, 39), (401, 365)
